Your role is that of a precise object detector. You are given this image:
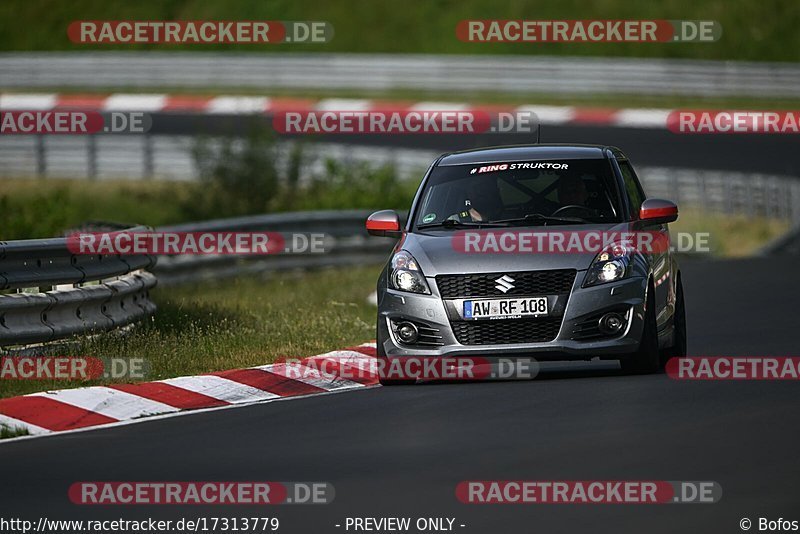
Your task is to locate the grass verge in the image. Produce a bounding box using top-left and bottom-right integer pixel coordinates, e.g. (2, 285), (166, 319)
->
(0, 265), (381, 399)
(1, 0), (797, 62)
(0, 424), (30, 439)
(1, 172), (419, 240)
(671, 210), (789, 257)
(0, 179), (194, 239)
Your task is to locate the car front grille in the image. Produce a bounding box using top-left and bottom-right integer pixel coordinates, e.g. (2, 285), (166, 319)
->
(415, 324), (445, 346)
(436, 269), (576, 299)
(451, 317), (563, 345)
(571, 316), (605, 340)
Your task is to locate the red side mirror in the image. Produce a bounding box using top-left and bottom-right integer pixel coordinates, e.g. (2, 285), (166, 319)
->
(366, 210), (402, 237)
(639, 198), (678, 224)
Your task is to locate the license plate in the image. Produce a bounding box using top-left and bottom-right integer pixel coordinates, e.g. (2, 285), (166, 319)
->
(463, 297), (548, 320)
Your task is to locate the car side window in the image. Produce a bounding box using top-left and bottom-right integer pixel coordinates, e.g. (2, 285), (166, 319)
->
(618, 161), (646, 219)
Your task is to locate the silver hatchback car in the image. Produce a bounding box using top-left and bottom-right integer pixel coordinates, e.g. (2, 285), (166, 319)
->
(367, 144), (687, 384)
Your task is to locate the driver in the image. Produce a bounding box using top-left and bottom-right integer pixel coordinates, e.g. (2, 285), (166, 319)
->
(556, 175), (589, 206)
(449, 177), (503, 222)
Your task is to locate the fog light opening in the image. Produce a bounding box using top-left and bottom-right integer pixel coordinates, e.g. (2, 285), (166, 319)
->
(598, 312), (626, 335)
(396, 321), (419, 344)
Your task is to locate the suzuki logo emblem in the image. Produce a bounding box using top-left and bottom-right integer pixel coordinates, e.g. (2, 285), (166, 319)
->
(494, 275), (515, 293)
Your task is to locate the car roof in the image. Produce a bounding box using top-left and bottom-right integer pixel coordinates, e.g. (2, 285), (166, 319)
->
(437, 144), (623, 166)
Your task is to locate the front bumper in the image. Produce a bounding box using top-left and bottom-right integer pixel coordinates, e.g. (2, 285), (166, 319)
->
(377, 273), (648, 361)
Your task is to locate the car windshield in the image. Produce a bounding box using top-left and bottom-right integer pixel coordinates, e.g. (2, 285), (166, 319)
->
(414, 159), (622, 228)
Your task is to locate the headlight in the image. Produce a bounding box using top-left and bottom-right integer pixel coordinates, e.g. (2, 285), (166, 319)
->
(389, 250), (430, 294)
(583, 243), (632, 287)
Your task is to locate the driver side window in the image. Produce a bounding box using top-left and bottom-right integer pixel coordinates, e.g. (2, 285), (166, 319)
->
(618, 161), (646, 219)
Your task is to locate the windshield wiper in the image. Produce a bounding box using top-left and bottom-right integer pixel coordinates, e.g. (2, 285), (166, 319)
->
(492, 213), (590, 226)
(417, 219), (509, 230)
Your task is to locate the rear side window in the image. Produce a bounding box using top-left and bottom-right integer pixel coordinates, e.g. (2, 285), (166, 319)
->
(618, 161), (646, 219)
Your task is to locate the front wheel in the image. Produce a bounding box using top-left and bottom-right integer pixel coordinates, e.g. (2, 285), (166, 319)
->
(378, 376), (416, 386)
(375, 350), (416, 386)
(620, 285), (661, 375)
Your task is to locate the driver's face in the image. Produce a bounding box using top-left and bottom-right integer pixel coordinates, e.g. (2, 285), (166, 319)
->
(466, 179), (495, 210)
(558, 179), (588, 206)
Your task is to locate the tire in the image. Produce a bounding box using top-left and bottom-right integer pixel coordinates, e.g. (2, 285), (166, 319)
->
(378, 376), (416, 386)
(375, 352), (416, 386)
(661, 276), (687, 365)
(620, 284), (661, 375)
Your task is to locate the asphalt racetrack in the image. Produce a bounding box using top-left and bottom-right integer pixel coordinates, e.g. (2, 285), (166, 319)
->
(1, 257), (798, 533)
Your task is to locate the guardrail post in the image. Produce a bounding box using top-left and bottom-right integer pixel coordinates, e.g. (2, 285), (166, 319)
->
(770, 178), (789, 219)
(745, 177), (755, 217)
(668, 171), (679, 205)
(697, 174), (706, 211)
(723, 180), (733, 215)
(35, 135), (46, 177)
(143, 134), (154, 179)
(87, 134), (98, 180)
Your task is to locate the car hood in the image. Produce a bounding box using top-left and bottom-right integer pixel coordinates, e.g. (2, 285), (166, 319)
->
(401, 223), (632, 276)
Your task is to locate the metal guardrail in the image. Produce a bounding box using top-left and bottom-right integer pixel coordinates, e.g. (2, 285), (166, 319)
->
(2, 134), (798, 223)
(639, 168), (800, 223)
(154, 210), (398, 285)
(2, 52), (800, 98)
(0, 135), (431, 181)
(0, 226), (157, 346)
(0, 213), (397, 348)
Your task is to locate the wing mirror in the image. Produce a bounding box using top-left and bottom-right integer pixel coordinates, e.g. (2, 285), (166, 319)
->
(366, 210), (402, 237)
(639, 199), (678, 224)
